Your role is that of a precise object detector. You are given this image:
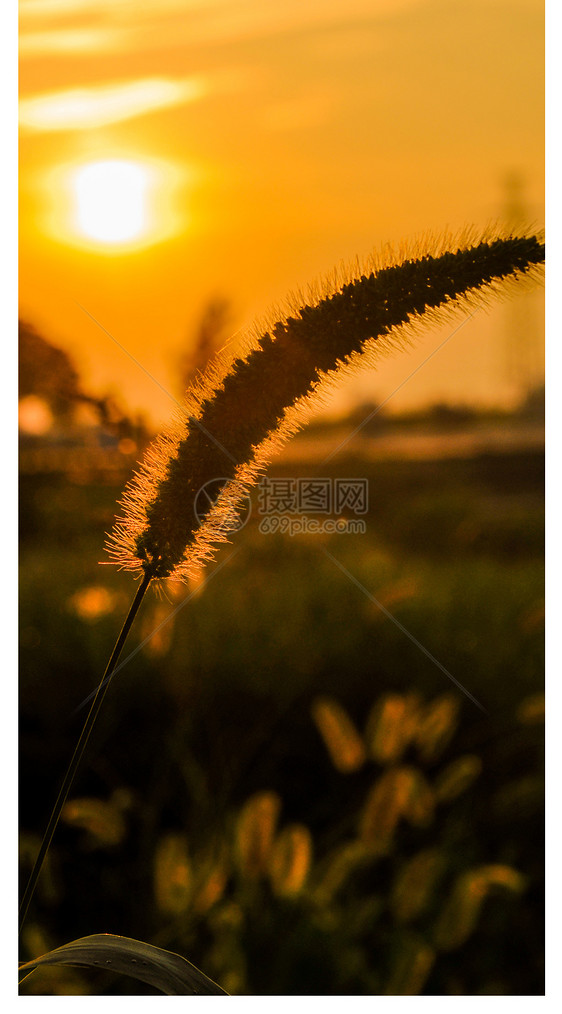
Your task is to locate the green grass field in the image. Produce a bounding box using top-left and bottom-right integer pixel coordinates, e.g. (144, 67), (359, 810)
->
(19, 441), (544, 995)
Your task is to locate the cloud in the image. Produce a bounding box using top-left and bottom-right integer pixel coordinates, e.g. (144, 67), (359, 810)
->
(19, 0), (427, 56)
(19, 76), (205, 132)
(20, 0), (139, 15)
(19, 28), (127, 55)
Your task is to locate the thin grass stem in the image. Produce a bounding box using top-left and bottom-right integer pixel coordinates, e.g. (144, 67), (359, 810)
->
(19, 569), (152, 936)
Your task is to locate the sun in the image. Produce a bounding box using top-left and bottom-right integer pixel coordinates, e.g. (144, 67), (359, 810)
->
(72, 160), (152, 244)
(40, 154), (189, 251)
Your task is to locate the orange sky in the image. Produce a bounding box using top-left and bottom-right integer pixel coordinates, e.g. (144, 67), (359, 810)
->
(19, 0), (545, 424)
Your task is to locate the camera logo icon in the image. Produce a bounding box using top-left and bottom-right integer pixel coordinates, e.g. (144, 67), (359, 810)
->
(193, 478), (252, 531)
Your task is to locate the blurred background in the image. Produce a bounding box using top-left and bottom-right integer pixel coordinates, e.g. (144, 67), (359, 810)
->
(19, 0), (544, 996)
(19, 0), (544, 421)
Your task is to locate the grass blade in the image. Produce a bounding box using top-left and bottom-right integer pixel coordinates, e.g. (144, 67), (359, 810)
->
(19, 933), (229, 996)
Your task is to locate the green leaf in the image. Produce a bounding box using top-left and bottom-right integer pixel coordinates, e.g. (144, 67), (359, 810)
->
(19, 934), (229, 995)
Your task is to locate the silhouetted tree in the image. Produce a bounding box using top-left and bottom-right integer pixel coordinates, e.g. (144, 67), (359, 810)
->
(19, 320), (82, 420)
(18, 320), (139, 437)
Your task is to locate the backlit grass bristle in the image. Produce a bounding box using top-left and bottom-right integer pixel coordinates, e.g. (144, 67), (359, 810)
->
(106, 228), (544, 583)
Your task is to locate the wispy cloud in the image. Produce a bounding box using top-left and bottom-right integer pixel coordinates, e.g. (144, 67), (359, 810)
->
(19, 28), (128, 56)
(19, 0), (416, 18)
(19, 0), (425, 57)
(19, 76), (205, 132)
(20, 0), (140, 15)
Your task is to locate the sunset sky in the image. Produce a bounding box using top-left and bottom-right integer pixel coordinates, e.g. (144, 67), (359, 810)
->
(19, 0), (545, 425)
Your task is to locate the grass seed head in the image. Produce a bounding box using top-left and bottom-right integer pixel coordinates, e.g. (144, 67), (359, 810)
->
(106, 228), (544, 583)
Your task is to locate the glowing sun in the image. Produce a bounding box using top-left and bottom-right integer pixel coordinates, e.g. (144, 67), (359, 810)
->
(41, 154), (188, 251)
(72, 160), (151, 244)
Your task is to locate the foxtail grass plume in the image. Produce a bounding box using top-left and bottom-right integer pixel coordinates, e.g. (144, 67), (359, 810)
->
(107, 229), (544, 583)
